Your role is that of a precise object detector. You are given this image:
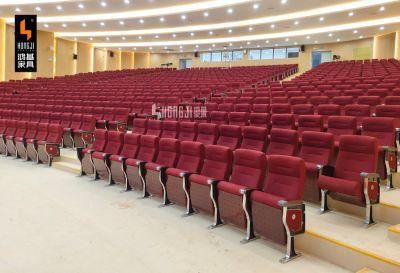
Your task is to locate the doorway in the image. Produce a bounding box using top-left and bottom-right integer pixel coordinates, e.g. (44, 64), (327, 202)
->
(312, 51), (332, 68)
(179, 59), (192, 69)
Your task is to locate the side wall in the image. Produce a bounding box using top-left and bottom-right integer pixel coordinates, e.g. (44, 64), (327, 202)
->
(55, 38), (76, 77)
(77, 42), (94, 74)
(373, 33), (396, 59)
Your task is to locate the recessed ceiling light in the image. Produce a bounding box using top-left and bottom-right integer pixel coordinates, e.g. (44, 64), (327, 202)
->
(348, 11), (354, 16)
(253, 3), (259, 9)
(229, 43), (233, 46)
(285, 38), (289, 41)
(35, 6), (41, 11)
(248, 27), (253, 31)
(155, 35), (159, 38)
(89, 37), (93, 41)
(195, 45), (199, 48)
(122, 37), (126, 40)
(353, 30), (358, 33)
(314, 40), (318, 44)
(379, 6), (385, 11)
(275, 43), (278, 47)
(149, 47), (152, 50)
(380, 26), (385, 30)
(209, 31), (213, 35)
(181, 15), (186, 20)
(100, 22), (105, 26)
(139, 19), (144, 24)
(203, 12), (209, 17)
(212, 44), (216, 47)
(81, 22), (87, 27)
(160, 17), (165, 22)
(359, 35), (364, 39)
(294, 21), (299, 25)
(306, 36), (310, 39)
(106, 37), (110, 40)
(190, 32), (195, 36)
(44, 24), (49, 28)
(179, 45), (183, 49)
(270, 24), (275, 28)
(78, 3), (84, 9)
(100, 2), (107, 7)
(227, 8), (233, 14)
(257, 45), (260, 48)
(328, 33), (333, 37)
(134, 47), (136, 50)
(240, 46), (243, 49)
(56, 5), (62, 11)
(281, 0), (288, 4)
(119, 21), (125, 25)
(319, 17), (324, 21)
(124, 0), (130, 4)
(164, 46), (168, 49)
(265, 40), (269, 43)
(15, 7), (21, 12)
(336, 38), (341, 42)
(62, 23), (67, 28)
(247, 41), (251, 45)
(138, 36), (142, 39)
(74, 37), (77, 41)
(294, 42), (298, 45)
(228, 29), (232, 33)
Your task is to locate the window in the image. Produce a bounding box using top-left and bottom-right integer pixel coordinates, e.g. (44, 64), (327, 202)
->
(232, 50), (243, 61)
(211, 52), (222, 62)
(273, 48), (287, 59)
(287, 47), (300, 58)
(249, 49), (261, 60)
(222, 51), (233, 61)
(201, 52), (211, 62)
(261, 49), (273, 60)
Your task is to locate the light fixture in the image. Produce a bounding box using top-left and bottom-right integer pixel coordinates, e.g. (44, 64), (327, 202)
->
(348, 11), (354, 16)
(190, 32), (195, 36)
(247, 41), (251, 45)
(248, 27), (253, 31)
(294, 42), (298, 45)
(328, 33), (333, 36)
(35, 6), (41, 11)
(106, 37), (110, 40)
(319, 17), (324, 21)
(359, 35), (363, 39)
(15, 7), (21, 12)
(294, 21), (299, 25)
(82, 22), (87, 27)
(100, 22), (105, 26)
(227, 8), (233, 14)
(336, 38), (341, 42)
(380, 6), (385, 11)
(265, 40), (269, 43)
(78, 3), (84, 9)
(253, 3), (259, 9)
(155, 35), (159, 38)
(44, 24), (49, 28)
(160, 17), (165, 22)
(257, 45), (260, 48)
(181, 15), (187, 20)
(100, 2), (107, 7)
(212, 44), (216, 47)
(56, 5), (62, 11)
(306, 36), (310, 39)
(89, 37), (93, 41)
(228, 29), (232, 33)
(119, 21), (125, 25)
(380, 26), (385, 30)
(139, 19), (144, 24)
(62, 23), (67, 28)
(281, 0), (288, 4)
(229, 42), (233, 46)
(353, 29), (358, 33)
(203, 12), (209, 17)
(124, 0), (130, 4)
(172, 34), (176, 38)
(179, 45), (183, 49)
(149, 47), (152, 50)
(270, 24), (275, 28)
(209, 31), (213, 35)
(314, 40), (318, 43)
(195, 45), (199, 48)
(138, 36), (142, 39)
(122, 37), (126, 40)
(285, 38), (289, 41)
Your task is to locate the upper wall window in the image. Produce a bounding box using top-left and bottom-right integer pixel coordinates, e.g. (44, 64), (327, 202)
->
(249, 49), (261, 60)
(222, 51), (233, 61)
(287, 47), (300, 58)
(211, 52), (222, 62)
(273, 48), (287, 59)
(261, 49), (273, 60)
(232, 50), (243, 61)
(201, 52), (211, 62)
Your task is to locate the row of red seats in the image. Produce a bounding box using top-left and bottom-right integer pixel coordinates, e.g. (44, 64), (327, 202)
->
(0, 120), (63, 166)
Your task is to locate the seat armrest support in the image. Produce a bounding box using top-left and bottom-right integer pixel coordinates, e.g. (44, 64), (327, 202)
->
(361, 172), (380, 227)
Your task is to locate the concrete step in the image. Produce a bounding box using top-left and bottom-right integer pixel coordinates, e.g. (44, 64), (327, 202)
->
(356, 268), (380, 273)
(388, 224), (400, 243)
(298, 205), (400, 273)
(52, 161), (81, 175)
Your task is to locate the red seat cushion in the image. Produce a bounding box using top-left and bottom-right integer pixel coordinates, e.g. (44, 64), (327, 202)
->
(92, 152), (107, 160)
(217, 181), (245, 196)
(110, 154), (124, 162)
(145, 162), (162, 171)
(189, 174), (211, 186)
(250, 190), (285, 209)
(166, 167), (184, 177)
(318, 175), (363, 199)
(126, 158), (140, 166)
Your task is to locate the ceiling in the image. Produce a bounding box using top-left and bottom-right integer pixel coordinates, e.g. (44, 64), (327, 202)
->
(1, 0), (400, 53)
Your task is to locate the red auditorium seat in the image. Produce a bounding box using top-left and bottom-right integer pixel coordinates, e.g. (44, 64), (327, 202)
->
(178, 122), (197, 141)
(318, 135), (380, 226)
(108, 108), (130, 132)
(15, 122), (38, 160)
(297, 115), (323, 135)
(63, 114), (82, 148)
(125, 135), (159, 196)
(164, 141), (205, 214)
(143, 138), (180, 203)
(298, 132), (334, 203)
(271, 103), (291, 114)
(196, 123), (218, 145)
(385, 96), (400, 105)
(217, 125), (242, 150)
(271, 114), (295, 130)
(92, 131), (124, 183)
(327, 116), (357, 145)
(109, 133), (141, 187)
(218, 103), (234, 112)
(209, 149), (266, 237)
(5, 121), (27, 157)
(72, 115), (97, 148)
(145, 119), (162, 137)
(0, 120), (17, 155)
(362, 117), (397, 189)
(252, 104), (270, 113)
(210, 111), (228, 125)
(49, 112), (61, 124)
(234, 103), (252, 113)
(26, 123), (49, 163)
(248, 155), (305, 262)
(240, 126), (268, 152)
(317, 104), (341, 128)
(310, 96), (330, 106)
(289, 96), (308, 105)
(266, 128), (298, 156)
(132, 118), (148, 135)
(229, 112), (249, 126)
(37, 124), (63, 166)
(161, 121), (179, 139)
(249, 113), (270, 128)
(78, 129), (108, 177)
(344, 105), (371, 128)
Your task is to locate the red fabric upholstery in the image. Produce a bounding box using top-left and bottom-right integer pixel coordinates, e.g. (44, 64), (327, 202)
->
(249, 113), (270, 128)
(217, 125), (242, 150)
(110, 133), (140, 162)
(161, 121), (179, 139)
(266, 128), (298, 156)
(178, 122), (197, 141)
(196, 123), (218, 145)
(240, 126), (268, 152)
(362, 117), (395, 147)
(146, 120), (162, 137)
(298, 115), (323, 134)
(271, 114), (295, 129)
(210, 111), (228, 125)
(132, 118), (147, 135)
(165, 141), (204, 176)
(327, 116), (357, 144)
(126, 135), (159, 165)
(229, 112), (249, 126)
(145, 138), (179, 170)
(298, 132), (334, 170)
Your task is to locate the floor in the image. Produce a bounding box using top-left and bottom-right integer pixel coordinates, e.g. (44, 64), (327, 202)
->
(0, 155), (350, 273)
